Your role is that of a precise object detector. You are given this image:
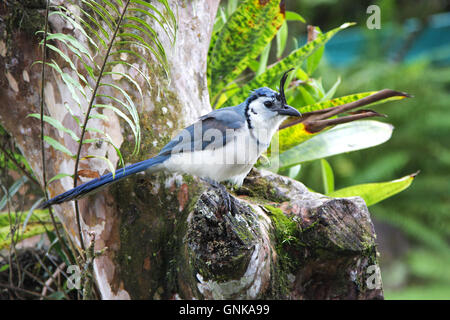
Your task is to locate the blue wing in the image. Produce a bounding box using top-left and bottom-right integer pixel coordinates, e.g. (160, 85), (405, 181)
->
(158, 105), (246, 156)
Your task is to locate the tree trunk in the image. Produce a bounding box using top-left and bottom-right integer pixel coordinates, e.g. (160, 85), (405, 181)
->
(0, 0), (383, 299)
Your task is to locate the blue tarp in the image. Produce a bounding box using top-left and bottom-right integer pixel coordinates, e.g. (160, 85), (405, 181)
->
(301, 12), (450, 67)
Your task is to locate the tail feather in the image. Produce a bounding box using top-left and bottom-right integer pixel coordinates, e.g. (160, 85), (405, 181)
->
(40, 155), (167, 208)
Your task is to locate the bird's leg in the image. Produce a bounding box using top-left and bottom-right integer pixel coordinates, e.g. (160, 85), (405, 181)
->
(202, 178), (238, 216)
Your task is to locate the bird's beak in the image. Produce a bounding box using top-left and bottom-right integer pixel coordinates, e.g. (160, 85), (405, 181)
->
(276, 104), (301, 117)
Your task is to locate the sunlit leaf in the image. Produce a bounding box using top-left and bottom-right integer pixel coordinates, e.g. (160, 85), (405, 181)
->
(48, 173), (74, 184)
(285, 11), (305, 23)
(222, 23), (354, 107)
(44, 136), (75, 158)
(49, 10), (100, 51)
(276, 120), (394, 169)
(257, 43), (271, 77)
(298, 90), (406, 114)
(276, 21), (288, 59)
(0, 209), (53, 250)
(321, 159), (334, 194)
(28, 114), (80, 142)
(94, 103), (138, 142)
(306, 26), (324, 75)
(209, 0), (286, 98)
(327, 172), (418, 207)
(320, 76), (341, 102)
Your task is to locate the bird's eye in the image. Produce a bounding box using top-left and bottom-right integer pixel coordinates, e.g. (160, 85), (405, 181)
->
(264, 101), (274, 108)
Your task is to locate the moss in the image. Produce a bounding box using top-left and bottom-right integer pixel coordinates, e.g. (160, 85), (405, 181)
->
(112, 170), (199, 299)
(4, 0), (46, 38)
(263, 204), (302, 298)
(186, 195), (259, 283)
(264, 205), (297, 242)
(236, 171), (289, 203)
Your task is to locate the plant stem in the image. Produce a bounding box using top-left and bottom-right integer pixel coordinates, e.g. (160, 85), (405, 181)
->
(72, 0), (131, 252)
(39, 0), (78, 265)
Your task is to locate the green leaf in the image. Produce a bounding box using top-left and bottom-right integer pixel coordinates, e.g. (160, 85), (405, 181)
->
(89, 113), (109, 121)
(130, 0), (176, 34)
(44, 136), (75, 158)
(327, 172), (418, 207)
(298, 86), (316, 106)
(321, 76), (341, 102)
(0, 209), (53, 250)
(208, 0), (285, 98)
(28, 114), (80, 142)
(117, 31), (165, 62)
(0, 176), (28, 211)
(285, 11), (305, 23)
(257, 42), (271, 77)
(96, 85), (141, 154)
(227, 0), (238, 16)
(76, 5), (110, 47)
(81, 0), (116, 31)
(81, 155), (116, 179)
(0, 264), (9, 272)
(276, 90), (408, 154)
(223, 23), (354, 107)
(127, 6), (175, 45)
(321, 159), (334, 194)
(49, 10), (100, 52)
(44, 61), (83, 106)
(103, 69), (143, 99)
(63, 103), (81, 127)
(299, 90), (402, 114)
(277, 120), (394, 169)
(306, 26), (324, 75)
(45, 32), (94, 64)
(48, 173), (73, 184)
(287, 164), (301, 179)
(22, 197), (44, 232)
(276, 21), (288, 59)
(106, 60), (152, 89)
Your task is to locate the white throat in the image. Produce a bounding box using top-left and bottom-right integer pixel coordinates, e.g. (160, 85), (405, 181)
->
(247, 100), (287, 147)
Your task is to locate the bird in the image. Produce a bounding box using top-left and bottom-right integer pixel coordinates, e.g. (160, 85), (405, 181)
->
(40, 69), (301, 210)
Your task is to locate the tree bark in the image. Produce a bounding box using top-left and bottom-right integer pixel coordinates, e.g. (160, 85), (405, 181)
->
(0, 0), (383, 299)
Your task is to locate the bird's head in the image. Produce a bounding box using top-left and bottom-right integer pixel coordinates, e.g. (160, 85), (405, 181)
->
(245, 69), (301, 130)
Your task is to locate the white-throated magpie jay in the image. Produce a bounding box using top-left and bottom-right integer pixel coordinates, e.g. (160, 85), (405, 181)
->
(41, 70), (301, 209)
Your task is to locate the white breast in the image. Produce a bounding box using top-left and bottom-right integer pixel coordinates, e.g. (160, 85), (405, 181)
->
(162, 126), (265, 186)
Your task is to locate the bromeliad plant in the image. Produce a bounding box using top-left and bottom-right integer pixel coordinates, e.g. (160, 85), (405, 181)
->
(208, 0), (416, 205)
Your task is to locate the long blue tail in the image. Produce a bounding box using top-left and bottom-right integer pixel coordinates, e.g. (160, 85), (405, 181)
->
(40, 155), (168, 208)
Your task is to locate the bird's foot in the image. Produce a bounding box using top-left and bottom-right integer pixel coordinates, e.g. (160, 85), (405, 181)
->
(202, 178), (239, 216)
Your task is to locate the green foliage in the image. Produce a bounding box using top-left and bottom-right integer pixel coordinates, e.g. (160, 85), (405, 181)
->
(0, 176), (28, 211)
(208, 3), (415, 213)
(33, 0), (176, 184)
(320, 60), (449, 236)
(328, 172), (417, 207)
(208, 0), (285, 99)
(320, 159), (334, 194)
(292, 47), (450, 299)
(217, 22), (354, 108)
(277, 120), (394, 167)
(0, 209), (54, 250)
